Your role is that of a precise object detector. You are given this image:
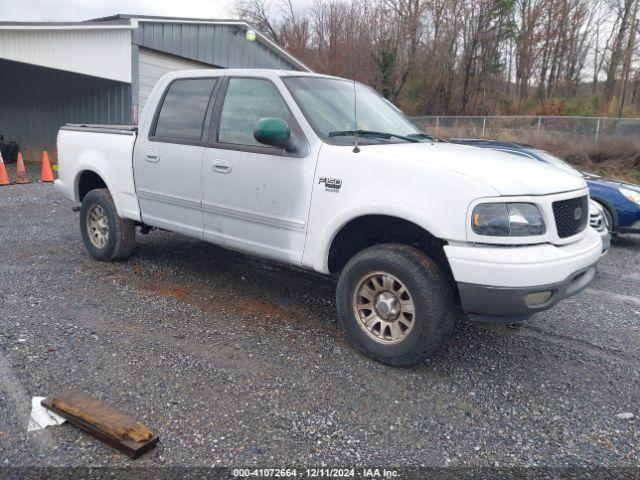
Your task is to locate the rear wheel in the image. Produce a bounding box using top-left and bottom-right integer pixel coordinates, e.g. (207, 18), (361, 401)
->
(336, 244), (455, 367)
(80, 188), (135, 261)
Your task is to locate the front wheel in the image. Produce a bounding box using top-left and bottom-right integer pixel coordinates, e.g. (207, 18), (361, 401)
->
(336, 244), (455, 367)
(80, 188), (135, 261)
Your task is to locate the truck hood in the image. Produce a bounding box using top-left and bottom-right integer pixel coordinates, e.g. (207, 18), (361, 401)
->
(368, 142), (587, 196)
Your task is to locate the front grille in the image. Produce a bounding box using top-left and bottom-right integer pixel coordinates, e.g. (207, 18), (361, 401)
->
(552, 195), (589, 238)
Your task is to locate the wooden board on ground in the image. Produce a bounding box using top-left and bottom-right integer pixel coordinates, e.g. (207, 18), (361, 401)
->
(41, 390), (159, 459)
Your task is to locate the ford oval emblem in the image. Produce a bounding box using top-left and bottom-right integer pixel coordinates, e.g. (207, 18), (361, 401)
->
(574, 207), (583, 220)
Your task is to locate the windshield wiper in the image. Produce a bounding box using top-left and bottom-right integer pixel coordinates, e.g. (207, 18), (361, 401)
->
(328, 130), (420, 143)
(407, 132), (447, 142)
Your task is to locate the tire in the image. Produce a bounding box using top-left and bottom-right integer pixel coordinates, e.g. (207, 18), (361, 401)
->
(336, 244), (455, 367)
(0, 142), (19, 164)
(595, 201), (617, 239)
(80, 188), (135, 261)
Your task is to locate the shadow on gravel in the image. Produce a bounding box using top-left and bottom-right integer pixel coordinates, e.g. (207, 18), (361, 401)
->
(611, 234), (640, 249)
(105, 230), (550, 373)
(116, 231), (341, 331)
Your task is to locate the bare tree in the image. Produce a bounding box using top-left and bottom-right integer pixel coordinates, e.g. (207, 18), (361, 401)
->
(234, 0), (283, 44)
(232, 0), (640, 116)
(604, 0), (637, 106)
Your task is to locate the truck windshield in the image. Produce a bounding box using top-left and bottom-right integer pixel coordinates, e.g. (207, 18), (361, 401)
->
(282, 76), (426, 145)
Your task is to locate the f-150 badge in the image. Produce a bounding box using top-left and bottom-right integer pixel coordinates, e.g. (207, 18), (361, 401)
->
(318, 177), (342, 192)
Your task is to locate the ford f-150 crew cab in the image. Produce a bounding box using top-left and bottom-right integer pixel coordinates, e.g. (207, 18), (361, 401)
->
(56, 70), (603, 366)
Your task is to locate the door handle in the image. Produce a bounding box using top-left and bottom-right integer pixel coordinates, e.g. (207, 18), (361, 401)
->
(211, 159), (232, 174)
(145, 151), (160, 162)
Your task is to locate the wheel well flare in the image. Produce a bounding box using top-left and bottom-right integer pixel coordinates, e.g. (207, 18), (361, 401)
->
(328, 215), (448, 275)
(77, 171), (107, 201)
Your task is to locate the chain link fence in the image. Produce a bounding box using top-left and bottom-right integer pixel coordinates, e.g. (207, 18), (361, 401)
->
(410, 115), (640, 143)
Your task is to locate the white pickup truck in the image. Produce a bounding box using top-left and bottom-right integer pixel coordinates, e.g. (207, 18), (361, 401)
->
(56, 70), (603, 366)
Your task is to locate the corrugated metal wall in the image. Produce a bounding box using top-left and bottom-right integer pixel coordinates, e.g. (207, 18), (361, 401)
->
(137, 47), (212, 113)
(132, 22), (298, 71)
(0, 59), (131, 162)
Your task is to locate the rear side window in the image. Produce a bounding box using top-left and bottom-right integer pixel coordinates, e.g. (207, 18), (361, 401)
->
(153, 78), (216, 141)
(218, 78), (289, 147)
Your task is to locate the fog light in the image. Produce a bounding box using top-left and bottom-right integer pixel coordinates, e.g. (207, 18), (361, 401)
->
(525, 291), (553, 307)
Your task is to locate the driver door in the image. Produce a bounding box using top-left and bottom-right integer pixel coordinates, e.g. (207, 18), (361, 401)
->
(202, 76), (315, 264)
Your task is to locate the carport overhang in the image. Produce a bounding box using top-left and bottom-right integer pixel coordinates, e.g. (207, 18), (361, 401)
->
(0, 20), (135, 83)
(0, 21), (135, 161)
(0, 59), (132, 162)
(0, 16), (310, 162)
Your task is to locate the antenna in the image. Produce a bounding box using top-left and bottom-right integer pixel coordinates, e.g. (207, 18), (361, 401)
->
(352, 79), (360, 153)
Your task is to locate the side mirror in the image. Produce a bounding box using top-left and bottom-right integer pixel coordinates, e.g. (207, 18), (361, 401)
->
(253, 117), (293, 151)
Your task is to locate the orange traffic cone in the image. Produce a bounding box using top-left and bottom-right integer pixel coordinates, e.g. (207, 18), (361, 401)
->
(40, 150), (55, 183)
(14, 152), (29, 184)
(0, 153), (9, 186)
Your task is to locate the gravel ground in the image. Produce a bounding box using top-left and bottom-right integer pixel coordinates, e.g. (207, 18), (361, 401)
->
(1, 163), (639, 472)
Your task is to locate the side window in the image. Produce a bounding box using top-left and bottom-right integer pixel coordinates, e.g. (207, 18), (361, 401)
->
(153, 78), (217, 141)
(218, 78), (289, 147)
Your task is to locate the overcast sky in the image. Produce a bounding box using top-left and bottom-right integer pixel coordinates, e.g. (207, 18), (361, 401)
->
(1, 0), (233, 22)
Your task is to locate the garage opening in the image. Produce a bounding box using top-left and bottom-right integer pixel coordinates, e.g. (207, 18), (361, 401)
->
(0, 58), (131, 162)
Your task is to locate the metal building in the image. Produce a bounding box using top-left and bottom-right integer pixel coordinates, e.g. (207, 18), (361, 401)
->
(0, 15), (309, 161)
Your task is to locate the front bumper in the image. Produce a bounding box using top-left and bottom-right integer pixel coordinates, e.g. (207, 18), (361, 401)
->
(600, 230), (611, 254)
(458, 265), (596, 322)
(445, 227), (602, 323)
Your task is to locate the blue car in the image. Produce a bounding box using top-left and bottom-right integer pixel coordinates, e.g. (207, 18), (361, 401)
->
(451, 139), (640, 236)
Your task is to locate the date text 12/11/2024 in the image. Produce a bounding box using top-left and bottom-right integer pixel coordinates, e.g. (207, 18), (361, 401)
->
(231, 468), (400, 478)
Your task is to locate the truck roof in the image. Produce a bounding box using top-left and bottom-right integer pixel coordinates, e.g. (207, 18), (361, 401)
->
(159, 69), (344, 82)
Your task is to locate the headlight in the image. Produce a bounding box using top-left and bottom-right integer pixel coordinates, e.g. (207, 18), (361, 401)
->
(620, 187), (640, 205)
(472, 203), (546, 236)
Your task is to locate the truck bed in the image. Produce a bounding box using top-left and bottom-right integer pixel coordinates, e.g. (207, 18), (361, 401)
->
(61, 124), (138, 135)
(56, 124), (141, 222)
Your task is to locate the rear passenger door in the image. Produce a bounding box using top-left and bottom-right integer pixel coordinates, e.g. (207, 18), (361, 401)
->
(134, 77), (218, 238)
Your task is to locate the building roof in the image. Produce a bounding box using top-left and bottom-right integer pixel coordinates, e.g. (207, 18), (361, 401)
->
(92, 14), (247, 24)
(0, 14), (310, 72)
(0, 22), (133, 82)
(0, 20), (132, 29)
(94, 14), (310, 72)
